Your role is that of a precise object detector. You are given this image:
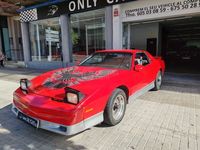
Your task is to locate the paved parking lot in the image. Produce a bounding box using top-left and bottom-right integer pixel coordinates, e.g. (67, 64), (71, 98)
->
(0, 68), (200, 150)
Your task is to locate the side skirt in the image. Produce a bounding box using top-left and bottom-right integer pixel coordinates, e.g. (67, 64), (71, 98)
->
(129, 81), (155, 102)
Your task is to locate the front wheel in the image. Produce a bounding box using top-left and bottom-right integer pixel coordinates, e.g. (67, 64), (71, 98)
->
(103, 89), (127, 126)
(153, 71), (162, 91)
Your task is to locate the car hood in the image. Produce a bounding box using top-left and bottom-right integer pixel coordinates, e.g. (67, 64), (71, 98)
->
(29, 66), (118, 99)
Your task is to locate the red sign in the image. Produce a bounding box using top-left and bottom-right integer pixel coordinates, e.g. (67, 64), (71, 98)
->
(114, 8), (119, 17)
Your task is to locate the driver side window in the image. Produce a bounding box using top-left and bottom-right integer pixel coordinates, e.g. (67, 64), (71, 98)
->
(135, 53), (150, 66)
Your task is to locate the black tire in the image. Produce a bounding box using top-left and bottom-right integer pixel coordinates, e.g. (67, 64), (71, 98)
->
(103, 88), (127, 126)
(153, 71), (162, 91)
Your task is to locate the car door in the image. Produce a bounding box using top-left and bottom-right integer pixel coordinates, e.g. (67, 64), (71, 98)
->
(139, 52), (155, 85)
(134, 52), (155, 87)
(128, 53), (146, 94)
(119, 52), (143, 95)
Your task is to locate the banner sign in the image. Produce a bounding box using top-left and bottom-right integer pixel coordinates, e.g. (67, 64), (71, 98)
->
(121, 0), (200, 22)
(20, 0), (136, 22)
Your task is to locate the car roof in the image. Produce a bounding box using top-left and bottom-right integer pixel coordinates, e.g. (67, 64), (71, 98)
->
(96, 49), (146, 54)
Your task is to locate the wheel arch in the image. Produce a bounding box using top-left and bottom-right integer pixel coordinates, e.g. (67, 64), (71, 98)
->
(103, 86), (128, 125)
(117, 85), (129, 103)
(159, 68), (164, 76)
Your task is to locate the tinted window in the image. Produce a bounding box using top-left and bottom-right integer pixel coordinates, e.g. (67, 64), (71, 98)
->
(80, 52), (132, 70)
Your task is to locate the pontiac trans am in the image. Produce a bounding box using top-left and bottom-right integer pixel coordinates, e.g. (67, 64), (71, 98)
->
(12, 50), (165, 135)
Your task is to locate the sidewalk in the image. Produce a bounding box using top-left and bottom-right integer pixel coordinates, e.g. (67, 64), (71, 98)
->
(0, 67), (49, 82)
(0, 67), (200, 150)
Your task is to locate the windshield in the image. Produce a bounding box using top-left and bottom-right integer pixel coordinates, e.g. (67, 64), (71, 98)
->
(80, 52), (132, 70)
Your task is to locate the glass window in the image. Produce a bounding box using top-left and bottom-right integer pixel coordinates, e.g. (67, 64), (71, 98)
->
(80, 52), (132, 70)
(29, 18), (61, 62)
(135, 53), (150, 66)
(123, 23), (129, 49)
(71, 9), (105, 64)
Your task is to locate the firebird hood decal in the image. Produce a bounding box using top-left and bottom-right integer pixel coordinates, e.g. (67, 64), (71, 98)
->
(43, 67), (116, 88)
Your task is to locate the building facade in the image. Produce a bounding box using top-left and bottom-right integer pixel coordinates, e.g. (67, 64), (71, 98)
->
(0, 16), (23, 62)
(20, 0), (200, 71)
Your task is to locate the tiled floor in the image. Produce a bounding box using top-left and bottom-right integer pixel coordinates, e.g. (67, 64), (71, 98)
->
(0, 68), (200, 150)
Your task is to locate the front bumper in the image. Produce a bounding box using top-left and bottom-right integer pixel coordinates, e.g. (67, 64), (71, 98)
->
(12, 104), (103, 135)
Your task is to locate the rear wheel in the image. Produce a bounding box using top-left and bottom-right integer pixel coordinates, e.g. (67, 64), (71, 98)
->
(153, 71), (162, 91)
(103, 89), (127, 126)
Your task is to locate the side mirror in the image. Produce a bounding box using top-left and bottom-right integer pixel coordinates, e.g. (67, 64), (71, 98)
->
(134, 64), (143, 72)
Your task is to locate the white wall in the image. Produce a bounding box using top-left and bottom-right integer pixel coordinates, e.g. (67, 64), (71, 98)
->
(130, 22), (159, 50)
(113, 5), (122, 49)
(121, 0), (200, 22)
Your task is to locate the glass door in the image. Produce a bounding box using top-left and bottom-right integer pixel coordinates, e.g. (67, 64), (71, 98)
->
(85, 24), (105, 56)
(123, 23), (131, 49)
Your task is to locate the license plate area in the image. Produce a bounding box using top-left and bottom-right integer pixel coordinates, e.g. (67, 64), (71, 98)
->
(18, 112), (39, 128)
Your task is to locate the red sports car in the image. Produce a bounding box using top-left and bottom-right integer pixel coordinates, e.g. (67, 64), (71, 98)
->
(12, 50), (165, 135)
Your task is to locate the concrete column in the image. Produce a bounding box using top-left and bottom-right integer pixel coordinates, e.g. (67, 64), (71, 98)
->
(8, 17), (19, 50)
(112, 5), (123, 49)
(13, 20), (20, 50)
(105, 6), (113, 49)
(60, 14), (73, 67)
(21, 22), (31, 66)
